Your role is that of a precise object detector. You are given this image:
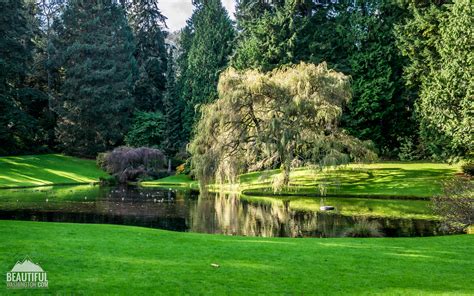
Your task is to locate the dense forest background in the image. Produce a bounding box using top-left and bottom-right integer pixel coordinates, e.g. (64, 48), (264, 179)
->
(1, 0), (472, 162)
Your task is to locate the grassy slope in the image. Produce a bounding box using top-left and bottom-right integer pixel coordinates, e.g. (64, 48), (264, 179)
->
(0, 220), (472, 295)
(239, 162), (461, 198)
(0, 154), (107, 188)
(144, 162), (460, 198)
(141, 174), (199, 189)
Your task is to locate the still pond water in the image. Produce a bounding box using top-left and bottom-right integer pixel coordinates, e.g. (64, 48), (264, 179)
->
(0, 185), (445, 237)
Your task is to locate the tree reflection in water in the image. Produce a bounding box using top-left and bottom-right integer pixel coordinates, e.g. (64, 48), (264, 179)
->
(0, 186), (443, 237)
(189, 192), (440, 237)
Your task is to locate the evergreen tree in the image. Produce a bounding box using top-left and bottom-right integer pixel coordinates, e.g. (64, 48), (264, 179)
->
(395, 2), (445, 89)
(342, 0), (414, 155)
(125, 110), (165, 148)
(295, 1), (355, 73)
(34, 0), (65, 106)
(26, 0), (66, 149)
(178, 0), (235, 141)
(127, 0), (168, 112)
(233, 0), (414, 155)
(56, 0), (137, 157)
(232, 1), (298, 71)
(0, 0), (43, 155)
(416, 0), (473, 159)
(396, 0), (473, 159)
(235, 0), (281, 29)
(175, 24), (194, 143)
(162, 48), (183, 155)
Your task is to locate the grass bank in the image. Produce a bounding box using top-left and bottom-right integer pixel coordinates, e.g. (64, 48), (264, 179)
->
(146, 162), (461, 198)
(0, 154), (107, 188)
(141, 174), (198, 190)
(239, 162), (461, 198)
(0, 220), (472, 294)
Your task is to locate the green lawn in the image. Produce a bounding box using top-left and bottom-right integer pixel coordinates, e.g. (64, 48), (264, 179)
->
(0, 220), (472, 295)
(145, 162), (461, 198)
(0, 185), (103, 212)
(141, 174), (199, 189)
(238, 162), (461, 198)
(0, 154), (107, 188)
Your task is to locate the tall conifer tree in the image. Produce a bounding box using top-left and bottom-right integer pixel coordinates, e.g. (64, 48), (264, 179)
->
(178, 0), (235, 141)
(127, 0), (168, 112)
(0, 0), (41, 155)
(399, 0), (473, 159)
(342, 0), (413, 155)
(162, 48), (183, 155)
(56, 0), (137, 157)
(232, 0), (414, 156)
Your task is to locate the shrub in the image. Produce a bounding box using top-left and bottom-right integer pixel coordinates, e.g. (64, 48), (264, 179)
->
(176, 158), (192, 176)
(344, 219), (383, 237)
(176, 164), (186, 175)
(172, 149), (192, 175)
(98, 147), (167, 183)
(99, 176), (117, 186)
(461, 162), (474, 176)
(431, 177), (473, 233)
(96, 152), (107, 169)
(396, 136), (429, 161)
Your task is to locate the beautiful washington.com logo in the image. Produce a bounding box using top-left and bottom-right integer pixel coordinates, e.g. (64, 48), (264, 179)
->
(6, 257), (48, 289)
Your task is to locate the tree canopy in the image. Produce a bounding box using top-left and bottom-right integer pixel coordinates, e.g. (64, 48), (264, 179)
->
(177, 0), (235, 141)
(127, 0), (168, 112)
(189, 62), (376, 187)
(1, 0), (472, 165)
(55, 0), (137, 157)
(397, 0), (473, 159)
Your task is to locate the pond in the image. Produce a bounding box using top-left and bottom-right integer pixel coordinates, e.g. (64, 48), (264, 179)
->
(0, 185), (448, 238)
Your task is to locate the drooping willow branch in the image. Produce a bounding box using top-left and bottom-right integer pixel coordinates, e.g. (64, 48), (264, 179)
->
(189, 62), (377, 189)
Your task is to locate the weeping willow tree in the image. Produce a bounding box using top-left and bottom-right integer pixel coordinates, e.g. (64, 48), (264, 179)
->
(189, 62), (376, 188)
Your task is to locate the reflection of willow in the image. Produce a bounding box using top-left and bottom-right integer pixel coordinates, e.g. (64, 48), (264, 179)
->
(213, 193), (294, 237)
(188, 192), (441, 237)
(190, 192), (350, 237)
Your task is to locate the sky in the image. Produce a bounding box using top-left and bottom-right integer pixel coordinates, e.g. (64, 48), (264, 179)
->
(160, 0), (237, 32)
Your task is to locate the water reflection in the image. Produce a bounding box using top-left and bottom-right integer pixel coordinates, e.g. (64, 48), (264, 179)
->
(191, 193), (440, 237)
(0, 185), (443, 237)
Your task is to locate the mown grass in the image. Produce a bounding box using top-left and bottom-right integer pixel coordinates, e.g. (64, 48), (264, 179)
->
(0, 220), (472, 295)
(0, 154), (107, 188)
(239, 162), (461, 198)
(145, 162), (461, 198)
(141, 174), (199, 190)
(0, 185), (103, 212)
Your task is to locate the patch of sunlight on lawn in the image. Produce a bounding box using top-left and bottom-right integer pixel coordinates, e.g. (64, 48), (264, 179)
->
(317, 242), (407, 250)
(226, 261), (277, 270)
(10, 172), (52, 185)
(218, 239), (296, 245)
(0, 175), (26, 183)
(0, 158), (36, 168)
(44, 169), (95, 183)
(384, 253), (434, 259)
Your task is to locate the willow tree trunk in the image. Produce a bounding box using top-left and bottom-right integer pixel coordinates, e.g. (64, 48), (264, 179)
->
(281, 158), (291, 186)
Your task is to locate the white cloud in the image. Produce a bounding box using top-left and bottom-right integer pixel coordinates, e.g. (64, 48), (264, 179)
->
(159, 0), (236, 32)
